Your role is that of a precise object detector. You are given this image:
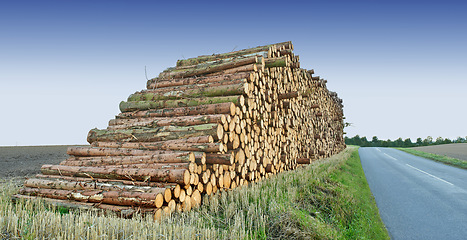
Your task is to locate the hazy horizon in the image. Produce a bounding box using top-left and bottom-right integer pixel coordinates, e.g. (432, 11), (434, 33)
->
(1, 0), (466, 146)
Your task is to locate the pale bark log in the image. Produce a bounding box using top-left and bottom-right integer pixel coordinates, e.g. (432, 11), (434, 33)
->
(19, 187), (164, 208)
(117, 102), (235, 119)
(128, 83), (248, 101)
(159, 56), (258, 79)
(175, 41), (291, 67)
(62, 152), (205, 166)
(119, 95), (244, 112)
(108, 114), (224, 130)
(41, 165), (191, 185)
(87, 123), (223, 143)
(91, 141), (222, 153)
(147, 72), (250, 89)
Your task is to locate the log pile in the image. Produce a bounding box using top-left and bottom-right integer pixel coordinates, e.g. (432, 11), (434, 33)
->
(14, 41), (345, 218)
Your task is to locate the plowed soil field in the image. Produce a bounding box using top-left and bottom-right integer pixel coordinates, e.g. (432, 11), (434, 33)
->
(411, 143), (467, 161)
(0, 145), (83, 179)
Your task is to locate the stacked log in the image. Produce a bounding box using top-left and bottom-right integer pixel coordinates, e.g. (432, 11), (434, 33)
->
(14, 41), (345, 218)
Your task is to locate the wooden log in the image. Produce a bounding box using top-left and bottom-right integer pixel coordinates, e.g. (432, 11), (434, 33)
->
(175, 41), (291, 67)
(91, 141), (222, 153)
(34, 174), (179, 189)
(117, 102), (235, 119)
(278, 91), (299, 100)
(67, 146), (198, 158)
(160, 56), (259, 79)
(108, 115), (225, 129)
(145, 78), (246, 96)
(147, 72), (250, 89)
(61, 152), (205, 166)
(212, 63), (258, 76)
(19, 187), (164, 208)
(263, 57), (288, 68)
(191, 189), (201, 208)
(129, 82), (249, 101)
(205, 152), (234, 165)
(11, 195), (153, 217)
(87, 123), (224, 143)
(24, 178), (168, 195)
(41, 165), (191, 185)
(119, 95), (244, 112)
(296, 158), (311, 164)
(87, 163), (193, 171)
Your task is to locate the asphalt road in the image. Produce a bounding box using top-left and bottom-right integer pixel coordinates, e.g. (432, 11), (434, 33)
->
(359, 147), (467, 240)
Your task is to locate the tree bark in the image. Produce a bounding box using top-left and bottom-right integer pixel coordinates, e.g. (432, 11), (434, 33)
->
(19, 187), (165, 208)
(146, 72), (250, 89)
(67, 146), (196, 158)
(296, 158), (311, 164)
(41, 165), (191, 185)
(128, 82), (248, 101)
(91, 141), (223, 153)
(278, 91), (299, 100)
(145, 78), (246, 95)
(61, 152), (206, 166)
(175, 41), (292, 67)
(119, 96), (244, 112)
(34, 174), (179, 189)
(87, 123), (224, 143)
(117, 102), (235, 119)
(12, 194), (154, 217)
(207, 63), (258, 76)
(108, 114), (225, 130)
(205, 152), (234, 165)
(24, 178), (167, 194)
(264, 57), (288, 68)
(160, 56), (258, 79)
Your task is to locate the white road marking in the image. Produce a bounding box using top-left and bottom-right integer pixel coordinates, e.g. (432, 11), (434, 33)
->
(405, 164), (454, 186)
(384, 153), (398, 161)
(376, 148), (381, 152)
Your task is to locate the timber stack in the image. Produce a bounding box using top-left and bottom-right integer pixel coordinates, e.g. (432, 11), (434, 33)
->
(14, 41), (345, 218)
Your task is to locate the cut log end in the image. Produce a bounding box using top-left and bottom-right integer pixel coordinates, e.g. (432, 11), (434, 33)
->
(183, 170), (191, 185)
(230, 102), (236, 116)
(164, 188), (172, 203)
(217, 124), (224, 141)
(155, 193), (164, 208)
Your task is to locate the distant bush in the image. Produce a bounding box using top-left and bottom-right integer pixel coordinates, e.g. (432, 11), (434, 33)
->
(345, 135), (466, 148)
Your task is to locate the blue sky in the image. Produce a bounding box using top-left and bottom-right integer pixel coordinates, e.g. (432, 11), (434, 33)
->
(0, 0), (466, 145)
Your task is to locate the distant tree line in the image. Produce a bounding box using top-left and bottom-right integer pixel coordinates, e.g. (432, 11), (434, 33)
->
(345, 135), (467, 148)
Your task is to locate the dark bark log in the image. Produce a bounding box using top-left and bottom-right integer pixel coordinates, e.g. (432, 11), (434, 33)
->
(205, 152), (234, 165)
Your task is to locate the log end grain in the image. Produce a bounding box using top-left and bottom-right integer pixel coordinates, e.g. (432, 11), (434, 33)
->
(155, 193), (164, 208)
(183, 170), (191, 185)
(164, 188), (172, 203)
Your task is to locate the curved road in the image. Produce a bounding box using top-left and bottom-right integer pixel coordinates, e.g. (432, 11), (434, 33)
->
(359, 147), (467, 240)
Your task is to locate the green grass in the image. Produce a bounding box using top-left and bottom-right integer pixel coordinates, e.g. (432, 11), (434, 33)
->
(397, 148), (467, 170)
(0, 147), (388, 239)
